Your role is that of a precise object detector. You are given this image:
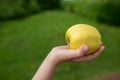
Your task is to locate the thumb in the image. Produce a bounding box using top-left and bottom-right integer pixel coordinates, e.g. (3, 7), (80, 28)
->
(66, 46), (88, 59)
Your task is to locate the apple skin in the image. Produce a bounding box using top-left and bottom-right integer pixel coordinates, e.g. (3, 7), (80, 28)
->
(65, 24), (102, 54)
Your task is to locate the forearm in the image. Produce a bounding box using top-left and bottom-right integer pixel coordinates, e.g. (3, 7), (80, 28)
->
(32, 55), (57, 80)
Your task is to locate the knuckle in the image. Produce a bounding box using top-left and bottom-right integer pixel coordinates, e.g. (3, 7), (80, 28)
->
(52, 47), (59, 50)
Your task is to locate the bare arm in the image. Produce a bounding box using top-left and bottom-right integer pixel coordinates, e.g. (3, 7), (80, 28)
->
(32, 56), (57, 80)
(32, 45), (105, 80)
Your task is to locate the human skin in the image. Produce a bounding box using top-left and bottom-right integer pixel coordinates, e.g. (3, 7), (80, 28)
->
(32, 45), (105, 80)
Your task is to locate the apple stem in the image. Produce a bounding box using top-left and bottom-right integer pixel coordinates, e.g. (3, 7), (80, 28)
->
(57, 32), (66, 43)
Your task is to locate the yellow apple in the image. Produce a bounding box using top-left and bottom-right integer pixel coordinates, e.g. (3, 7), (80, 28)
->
(65, 24), (102, 54)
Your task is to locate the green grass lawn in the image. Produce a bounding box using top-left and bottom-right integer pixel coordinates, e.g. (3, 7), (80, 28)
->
(0, 11), (120, 80)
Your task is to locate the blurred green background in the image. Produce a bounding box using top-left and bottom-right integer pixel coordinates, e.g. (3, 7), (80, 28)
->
(0, 0), (120, 80)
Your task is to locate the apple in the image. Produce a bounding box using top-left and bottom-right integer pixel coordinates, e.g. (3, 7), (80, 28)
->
(65, 24), (102, 54)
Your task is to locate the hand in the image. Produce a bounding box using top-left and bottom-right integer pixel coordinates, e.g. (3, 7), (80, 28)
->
(32, 45), (105, 80)
(47, 45), (105, 64)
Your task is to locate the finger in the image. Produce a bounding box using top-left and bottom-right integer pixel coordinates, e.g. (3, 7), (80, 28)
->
(54, 45), (69, 49)
(59, 45), (69, 49)
(52, 45), (69, 51)
(72, 45), (105, 62)
(65, 46), (88, 60)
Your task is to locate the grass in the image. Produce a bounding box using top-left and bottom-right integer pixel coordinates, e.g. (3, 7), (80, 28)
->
(0, 10), (120, 80)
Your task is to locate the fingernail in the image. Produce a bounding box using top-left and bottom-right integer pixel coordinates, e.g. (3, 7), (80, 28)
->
(82, 46), (88, 51)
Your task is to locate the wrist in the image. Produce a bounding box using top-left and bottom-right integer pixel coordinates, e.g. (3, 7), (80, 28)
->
(45, 54), (59, 67)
